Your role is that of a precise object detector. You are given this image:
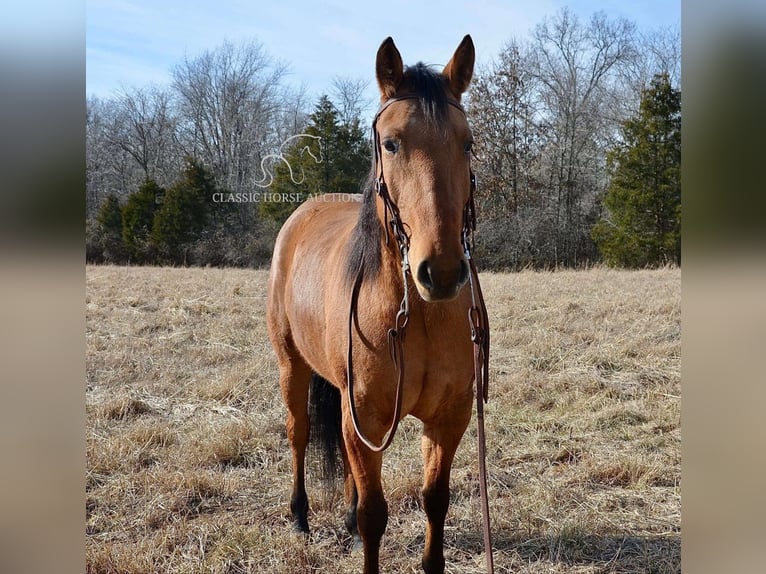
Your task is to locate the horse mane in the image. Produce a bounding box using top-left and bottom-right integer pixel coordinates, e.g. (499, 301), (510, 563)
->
(344, 63), (451, 289)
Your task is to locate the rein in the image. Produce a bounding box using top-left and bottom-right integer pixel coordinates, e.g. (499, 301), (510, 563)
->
(346, 95), (494, 572)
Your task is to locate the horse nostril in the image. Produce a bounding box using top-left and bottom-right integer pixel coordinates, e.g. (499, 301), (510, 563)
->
(416, 261), (434, 291)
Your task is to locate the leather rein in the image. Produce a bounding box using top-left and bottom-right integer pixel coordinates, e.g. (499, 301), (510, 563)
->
(346, 95), (494, 572)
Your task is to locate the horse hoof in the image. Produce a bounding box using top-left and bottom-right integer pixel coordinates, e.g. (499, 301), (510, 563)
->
(292, 519), (310, 536)
(351, 534), (363, 552)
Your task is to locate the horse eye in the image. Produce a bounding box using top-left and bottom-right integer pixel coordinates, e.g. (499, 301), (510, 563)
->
(464, 140), (474, 154)
(383, 139), (399, 154)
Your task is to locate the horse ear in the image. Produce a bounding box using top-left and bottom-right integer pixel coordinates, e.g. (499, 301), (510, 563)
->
(443, 35), (475, 99)
(376, 37), (403, 99)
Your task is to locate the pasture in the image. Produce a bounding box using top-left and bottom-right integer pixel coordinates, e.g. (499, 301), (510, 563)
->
(86, 265), (680, 573)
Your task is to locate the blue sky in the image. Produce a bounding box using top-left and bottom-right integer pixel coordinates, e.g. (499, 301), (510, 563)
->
(87, 0), (680, 103)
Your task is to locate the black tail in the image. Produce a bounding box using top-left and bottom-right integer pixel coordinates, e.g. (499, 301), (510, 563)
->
(308, 373), (343, 485)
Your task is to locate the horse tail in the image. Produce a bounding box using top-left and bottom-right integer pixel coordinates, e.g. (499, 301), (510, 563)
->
(309, 373), (343, 485)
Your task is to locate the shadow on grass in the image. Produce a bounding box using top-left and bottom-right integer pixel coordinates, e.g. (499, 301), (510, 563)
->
(443, 529), (681, 572)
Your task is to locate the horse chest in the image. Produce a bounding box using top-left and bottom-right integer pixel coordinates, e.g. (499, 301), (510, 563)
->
(401, 316), (475, 420)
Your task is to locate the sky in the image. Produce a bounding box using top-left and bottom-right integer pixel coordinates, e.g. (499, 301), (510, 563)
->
(86, 0), (680, 105)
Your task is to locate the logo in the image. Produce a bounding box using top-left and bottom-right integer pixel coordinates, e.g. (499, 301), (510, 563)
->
(253, 134), (323, 189)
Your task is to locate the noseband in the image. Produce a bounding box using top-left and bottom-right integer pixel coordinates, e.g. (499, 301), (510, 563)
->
(346, 94), (494, 572)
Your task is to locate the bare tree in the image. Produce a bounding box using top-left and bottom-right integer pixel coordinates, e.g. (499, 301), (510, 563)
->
(86, 96), (140, 215)
(469, 40), (540, 217)
(642, 25), (682, 88)
(86, 96), (111, 216)
(331, 75), (373, 126)
(469, 40), (567, 269)
(612, 24), (681, 128)
(110, 87), (178, 183)
(273, 83), (311, 141)
(87, 88), (180, 218)
(172, 40), (289, 195)
(530, 8), (637, 266)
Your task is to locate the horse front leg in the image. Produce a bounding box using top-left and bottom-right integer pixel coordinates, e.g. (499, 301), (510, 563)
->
(339, 436), (361, 547)
(420, 400), (472, 574)
(341, 404), (388, 574)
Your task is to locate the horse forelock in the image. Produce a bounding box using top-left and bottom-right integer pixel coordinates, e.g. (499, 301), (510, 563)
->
(398, 63), (450, 125)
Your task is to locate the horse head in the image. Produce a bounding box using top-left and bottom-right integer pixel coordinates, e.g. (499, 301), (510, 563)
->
(373, 35), (475, 302)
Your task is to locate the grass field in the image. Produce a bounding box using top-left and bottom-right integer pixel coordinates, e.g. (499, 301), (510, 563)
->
(86, 265), (680, 573)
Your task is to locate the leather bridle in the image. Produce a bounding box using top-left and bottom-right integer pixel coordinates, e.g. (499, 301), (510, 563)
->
(346, 95), (494, 572)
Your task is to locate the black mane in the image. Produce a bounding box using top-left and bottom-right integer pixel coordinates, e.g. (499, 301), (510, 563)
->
(343, 63), (451, 289)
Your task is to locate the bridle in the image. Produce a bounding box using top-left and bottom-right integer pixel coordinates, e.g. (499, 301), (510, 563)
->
(346, 95), (494, 572)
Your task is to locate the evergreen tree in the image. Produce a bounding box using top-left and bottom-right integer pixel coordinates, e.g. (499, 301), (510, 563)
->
(122, 179), (164, 263)
(152, 159), (215, 263)
(592, 73), (681, 267)
(261, 95), (370, 224)
(95, 194), (127, 262)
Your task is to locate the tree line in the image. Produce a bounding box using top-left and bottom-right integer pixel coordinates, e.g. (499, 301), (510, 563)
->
(86, 8), (680, 269)
(466, 9), (680, 268)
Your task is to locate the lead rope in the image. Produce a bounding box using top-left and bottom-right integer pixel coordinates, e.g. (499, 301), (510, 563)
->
(346, 208), (410, 452)
(464, 222), (494, 574)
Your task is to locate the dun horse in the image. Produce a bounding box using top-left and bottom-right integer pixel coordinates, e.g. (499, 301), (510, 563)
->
(267, 35), (491, 574)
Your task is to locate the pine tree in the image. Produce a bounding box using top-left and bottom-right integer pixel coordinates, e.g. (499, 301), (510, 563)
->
(122, 179), (164, 263)
(592, 74), (681, 267)
(152, 159), (215, 264)
(95, 194), (127, 262)
(261, 95), (370, 224)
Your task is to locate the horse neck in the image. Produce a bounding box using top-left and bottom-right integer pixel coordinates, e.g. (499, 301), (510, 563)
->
(378, 224), (407, 293)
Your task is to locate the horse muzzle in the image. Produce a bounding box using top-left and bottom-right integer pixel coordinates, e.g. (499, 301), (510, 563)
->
(414, 257), (469, 302)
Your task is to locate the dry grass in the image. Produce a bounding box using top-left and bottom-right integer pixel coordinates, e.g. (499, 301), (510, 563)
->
(86, 265), (680, 573)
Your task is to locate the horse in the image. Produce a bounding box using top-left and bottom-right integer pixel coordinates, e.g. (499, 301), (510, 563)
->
(267, 35), (490, 574)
